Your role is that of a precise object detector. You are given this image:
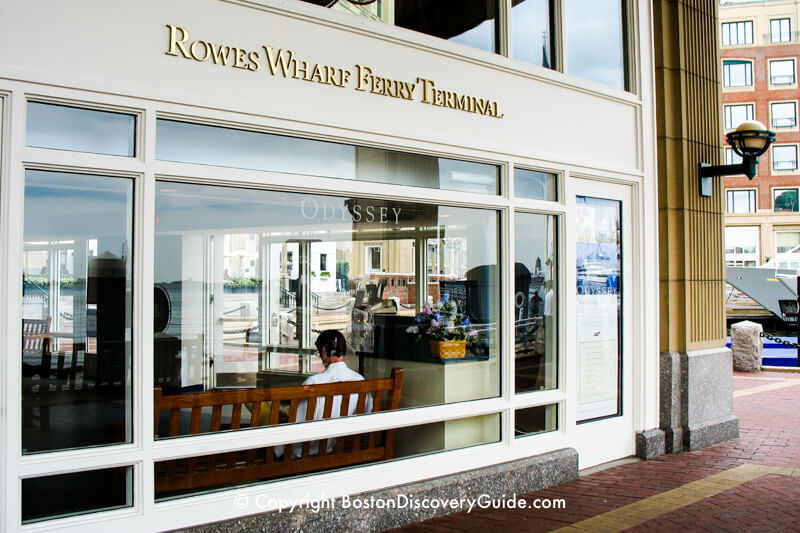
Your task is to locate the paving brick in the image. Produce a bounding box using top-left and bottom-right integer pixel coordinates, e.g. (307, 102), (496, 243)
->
(390, 371), (800, 533)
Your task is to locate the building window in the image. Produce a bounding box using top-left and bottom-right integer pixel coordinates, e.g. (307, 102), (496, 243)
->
(512, 0), (555, 69)
(726, 147), (743, 165)
(726, 189), (757, 213)
(725, 226), (759, 266)
(771, 101), (798, 128)
(565, 0), (628, 90)
(515, 212), (557, 393)
(157, 119), (500, 195)
(770, 18), (792, 43)
(366, 245), (382, 272)
(774, 188), (799, 211)
(514, 167), (558, 201)
(723, 60), (753, 87)
(776, 231), (800, 254)
(769, 59), (796, 86)
(772, 145), (799, 171)
(26, 101), (136, 157)
(515, 404), (558, 437)
(22, 170), (134, 454)
(319, 253), (327, 272)
(724, 103), (754, 129)
(721, 20), (753, 46)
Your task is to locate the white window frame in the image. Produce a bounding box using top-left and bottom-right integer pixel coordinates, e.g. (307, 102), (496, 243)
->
(723, 60), (753, 88)
(723, 103), (754, 130)
(769, 58), (796, 87)
(773, 186), (800, 211)
(772, 144), (799, 172)
(721, 20), (754, 46)
(770, 18), (792, 43)
(726, 188), (757, 214)
(770, 100), (798, 129)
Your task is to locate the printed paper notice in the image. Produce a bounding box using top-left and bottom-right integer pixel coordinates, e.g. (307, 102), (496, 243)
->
(578, 339), (617, 404)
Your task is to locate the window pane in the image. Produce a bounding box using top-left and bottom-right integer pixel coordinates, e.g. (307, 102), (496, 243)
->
(776, 231), (800, 254)
(773, 146), (798, 170)
(576, 196), (622, 421)
(26, 102), (135, 157)
(515, 213), (557, 393)
(727, 189), (756, 214)
(22, 466), (133, 523)
(303, 0), (500, 53)
(723, 61), (752, 87)
(155, 411), (499, 499)
(724, 104), (754, 129)
(565, 0), (626, 90)
(774, 189), (799, 211)
(512, 0), (554, 69)
(515, 168), (557, 201)
(154, 182), (500, 437)
(157, 119), (499, 194)
(22, 170), (133, 454)
(722, 21), (753, 46)
(770, 60), (795, 85)
(726, 147), (743, 165)
(725, 226), (759, 257)
(771, 18), (791, 42)
(515, 404), (558, 437)
(772, 102), (797, 128)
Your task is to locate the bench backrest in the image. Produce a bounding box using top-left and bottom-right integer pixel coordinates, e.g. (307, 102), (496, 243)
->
(154, 368), (403, 494)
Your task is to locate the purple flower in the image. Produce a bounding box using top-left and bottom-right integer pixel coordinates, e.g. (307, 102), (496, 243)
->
(424, 304), (431, 314)
(431, 320), (440, 327)
(467, 330), (478, 337)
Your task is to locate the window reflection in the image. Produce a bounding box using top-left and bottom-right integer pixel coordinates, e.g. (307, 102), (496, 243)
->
(515, 213), (557, 393)
(157, 120), (499, 194)
(22, 170), (133, 453)
(565, 0), (627, 89)
(154, 181), (500, 433)
(300, 0), (501, 53)
(512, 0), (554, 69)
(515, 404), (557, 437)
(26, 102), (136, 157)
(515, 168), (557, 201)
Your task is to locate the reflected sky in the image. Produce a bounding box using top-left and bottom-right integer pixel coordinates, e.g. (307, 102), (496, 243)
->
(26, 102), (135, 157)
(512, 0), (552, 68)
(565, 0), (625, 89)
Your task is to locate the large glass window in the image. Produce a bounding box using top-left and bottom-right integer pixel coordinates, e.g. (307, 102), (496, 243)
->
(156, 119), (499, 194)
(154, 181), (500, 428)
(772, 145), (799, 171)
(723, 60), (753, 88)
(721, 20), (753, 46)
(774, 188), (799, 211)
(725, 226), (759, 266)
(769, 59), (796, 86)
(512, 0), (555, 69)
(21, 170), (133, 453)
(726, 147), (744, 165)
(26, 102), (136, 157)
(724, 103), (754, 130)
(770, 18), (792, 43)
(299, 0), (500, 53)
(772, 102), (798, 128)
(726, 189), (756, 214)
(514, 213), (557, 393)
(576, 196), (621, 422)
(564, 0), (627, 90)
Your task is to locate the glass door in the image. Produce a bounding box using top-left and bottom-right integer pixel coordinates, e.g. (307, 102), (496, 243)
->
(568, 178), (634, 467)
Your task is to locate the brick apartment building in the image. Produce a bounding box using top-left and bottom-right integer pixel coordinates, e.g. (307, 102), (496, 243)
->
(721, 0), (800, 269)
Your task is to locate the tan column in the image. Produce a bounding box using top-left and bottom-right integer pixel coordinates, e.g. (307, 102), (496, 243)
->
(653, 0), (739, 454)
(654, 0), (726, 353)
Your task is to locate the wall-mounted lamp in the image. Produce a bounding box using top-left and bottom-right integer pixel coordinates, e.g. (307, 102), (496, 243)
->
(699, 120), (775, 197)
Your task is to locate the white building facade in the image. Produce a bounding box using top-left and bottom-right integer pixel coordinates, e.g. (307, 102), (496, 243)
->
(0, 0), (660, 530)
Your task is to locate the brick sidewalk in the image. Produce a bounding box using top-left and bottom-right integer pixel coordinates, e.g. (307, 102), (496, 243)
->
(393, 371), (800, 533)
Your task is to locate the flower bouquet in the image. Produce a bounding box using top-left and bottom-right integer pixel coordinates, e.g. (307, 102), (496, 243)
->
(406, 294), (478, 359)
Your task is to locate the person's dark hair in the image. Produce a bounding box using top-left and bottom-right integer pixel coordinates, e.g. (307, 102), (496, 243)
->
(315, 329), (347, 358)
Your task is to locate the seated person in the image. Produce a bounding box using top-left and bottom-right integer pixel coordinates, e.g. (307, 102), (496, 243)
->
(275, 329), (373, 458)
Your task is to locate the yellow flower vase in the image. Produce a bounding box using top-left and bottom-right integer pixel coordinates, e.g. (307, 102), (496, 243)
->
(430, 339), (467, 359)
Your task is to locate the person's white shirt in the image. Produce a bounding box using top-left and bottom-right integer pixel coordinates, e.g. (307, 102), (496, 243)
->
(275, 361), (373, 458)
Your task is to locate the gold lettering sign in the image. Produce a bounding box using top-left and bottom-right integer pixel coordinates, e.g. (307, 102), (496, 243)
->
(165, 24), (504, 119)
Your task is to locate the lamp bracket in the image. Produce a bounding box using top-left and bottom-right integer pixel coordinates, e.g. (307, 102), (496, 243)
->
(698, 158), (758, 197)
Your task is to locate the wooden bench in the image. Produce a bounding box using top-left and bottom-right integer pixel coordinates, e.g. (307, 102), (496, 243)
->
(154, 368), (404, 494)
